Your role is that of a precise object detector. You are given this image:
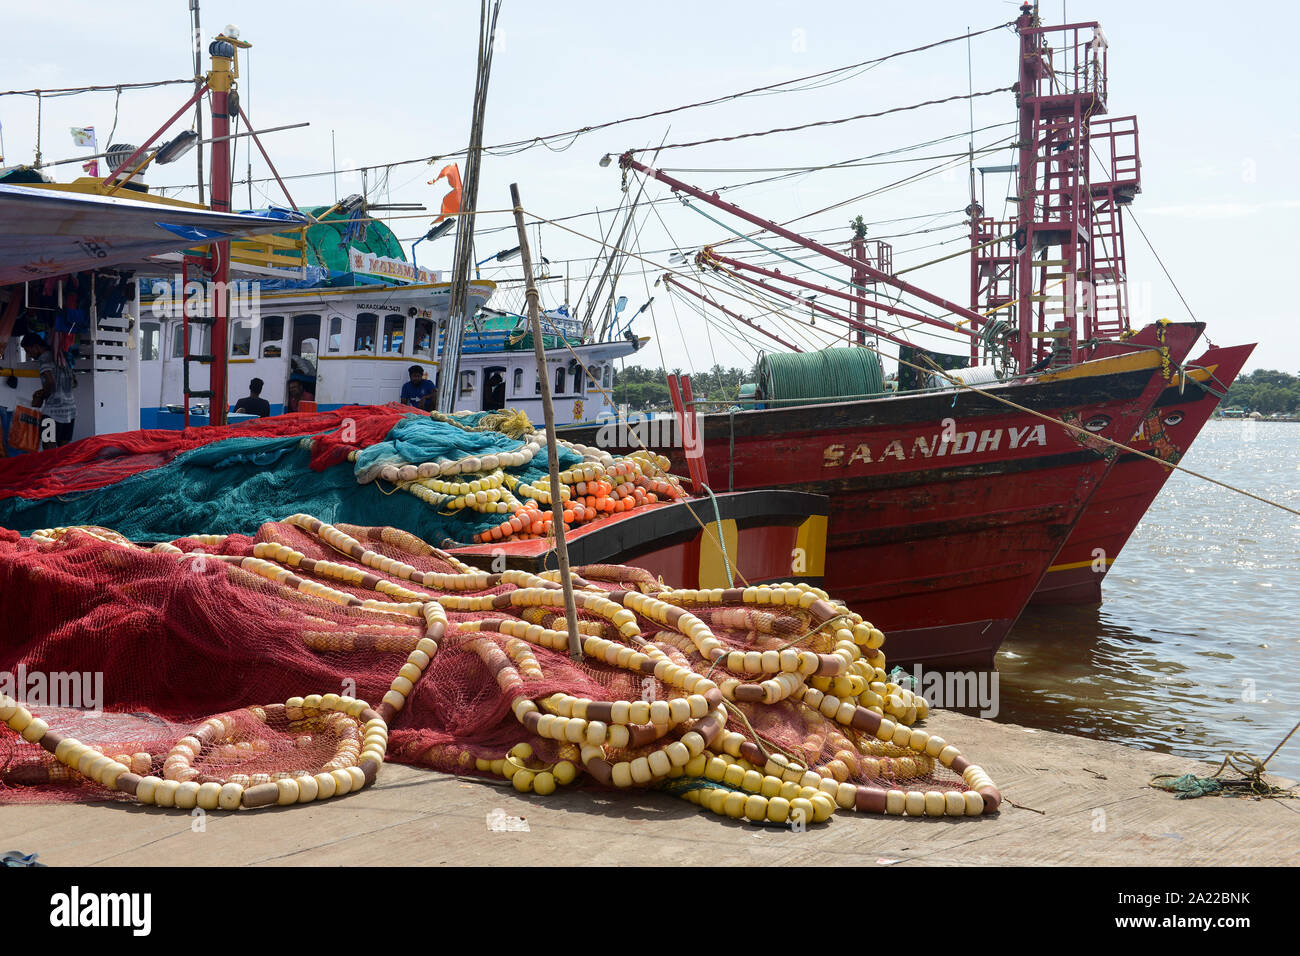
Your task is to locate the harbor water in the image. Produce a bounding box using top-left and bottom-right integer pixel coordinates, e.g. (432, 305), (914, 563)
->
(995, 419), (1300, 781)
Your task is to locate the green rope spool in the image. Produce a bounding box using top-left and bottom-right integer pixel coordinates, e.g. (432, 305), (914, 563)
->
(758, 348), (885, 408)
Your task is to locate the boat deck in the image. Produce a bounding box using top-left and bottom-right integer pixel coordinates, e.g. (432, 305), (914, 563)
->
(2, 712), (1293, 866)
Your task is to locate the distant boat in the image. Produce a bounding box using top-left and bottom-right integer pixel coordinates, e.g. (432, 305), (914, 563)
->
(1031, 342), (1255, 604)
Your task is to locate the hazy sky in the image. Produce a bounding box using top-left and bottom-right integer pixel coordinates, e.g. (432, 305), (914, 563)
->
(4, 1), (1296, 375)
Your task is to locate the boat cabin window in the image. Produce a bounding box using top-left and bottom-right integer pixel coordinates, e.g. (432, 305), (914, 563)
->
(231, 318), (254, 357)
(261, 315), (284, 358)
(459, 369), (475, 395)
(140, 322), (161, 362)
(554, 366), (566, 395)
(383, 314), (405, 354)
(534, 370), (541, 395)
(291, 315), (320, 362)
(326, 316), (343, 353)
(574, 366), (584, 394)
(413, 319), (433, 357)
(354, 313), (378, 354)
(604, 365), (613, 389)
(512, 368), (523, 393)
(171, 323), (208, 359)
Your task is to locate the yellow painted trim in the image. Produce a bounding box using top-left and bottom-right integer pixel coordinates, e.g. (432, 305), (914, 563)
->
(0, 368), (40, 379)
(233, 354), (438, 364)
(1035, 349), (1160, 383)
(256, 279), (496, 301)
(794, 514), (827, 578)
(317, 354), (440, 366)
(1046, 557), (1115, 572)
(699, 518), (739, 589)
(233, 234), (304, 250)
(25, 179), (209, 210)
(1169, 362), (1217, 388)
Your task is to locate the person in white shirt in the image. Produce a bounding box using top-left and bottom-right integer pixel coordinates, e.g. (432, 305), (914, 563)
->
(21, 333), (76, 448)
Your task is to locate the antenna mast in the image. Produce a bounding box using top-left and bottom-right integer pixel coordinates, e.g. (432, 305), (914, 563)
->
(435, 0), (502, 413)
(190, 0), (205, 204)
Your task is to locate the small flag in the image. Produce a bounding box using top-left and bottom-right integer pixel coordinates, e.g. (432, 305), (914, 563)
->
(71, 126), (98, 176)
(428, 163), (462, 223)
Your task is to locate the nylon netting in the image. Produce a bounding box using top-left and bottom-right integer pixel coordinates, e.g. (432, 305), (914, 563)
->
(0, 515), (1002, 823)
(0, 405), (412, 501)
(0, 407), (678, 546)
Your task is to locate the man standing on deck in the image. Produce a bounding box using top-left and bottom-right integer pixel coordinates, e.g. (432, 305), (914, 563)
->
(401, 364), (435, 411)
(21, 333), (76, 449)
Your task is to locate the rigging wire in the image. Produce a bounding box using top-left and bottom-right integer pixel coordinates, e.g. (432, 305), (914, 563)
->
(0, 78), (194, 98)
(710, 131), (1017, 248)
(631, 87), (1013, 154)
(483, 21), (1012, 157)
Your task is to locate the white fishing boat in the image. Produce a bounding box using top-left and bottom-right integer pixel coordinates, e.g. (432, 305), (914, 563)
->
(0, 21), (643, 446)
(134, 271), (641, 428)
(1, 234), (641, 436)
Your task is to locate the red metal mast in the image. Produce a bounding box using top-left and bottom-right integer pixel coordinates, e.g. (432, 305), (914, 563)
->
(619, 154), (985, 342)
(661, 275), (804, 353)
(850, 229), (867, 347)
(1010, 3), (1112, 368)
(972, 5), (1140, 369)
(701, 248), (946, 337)
(712, 267), (917, 352)
(203, 31), (249, 426)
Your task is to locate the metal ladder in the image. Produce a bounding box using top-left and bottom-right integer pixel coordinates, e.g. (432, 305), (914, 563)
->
(181, 253), (216, 428)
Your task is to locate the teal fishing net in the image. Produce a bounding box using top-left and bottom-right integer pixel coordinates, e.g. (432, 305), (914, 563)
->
(0, 413), (583, 545)
(354, 415), (580, 485)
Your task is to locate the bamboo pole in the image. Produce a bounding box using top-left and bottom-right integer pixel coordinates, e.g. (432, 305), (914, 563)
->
(510, 182), (583, 661)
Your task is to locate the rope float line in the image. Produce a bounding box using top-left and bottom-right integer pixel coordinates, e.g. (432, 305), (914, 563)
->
(339, 420), (690, 545)
(5, 514), (1001, 820)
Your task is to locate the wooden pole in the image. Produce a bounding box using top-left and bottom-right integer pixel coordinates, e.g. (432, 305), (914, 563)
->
(510, 182), (583, 661)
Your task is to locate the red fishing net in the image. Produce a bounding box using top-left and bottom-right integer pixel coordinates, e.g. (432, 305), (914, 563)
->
(0, 516), (1000, 822)
(0, 404), (411, 501)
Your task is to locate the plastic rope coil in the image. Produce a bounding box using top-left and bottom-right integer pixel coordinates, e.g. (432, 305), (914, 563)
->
(758, 348), (884, 407)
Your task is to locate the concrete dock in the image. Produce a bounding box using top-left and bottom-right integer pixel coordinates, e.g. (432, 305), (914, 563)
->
(2, 712), (1294, 866)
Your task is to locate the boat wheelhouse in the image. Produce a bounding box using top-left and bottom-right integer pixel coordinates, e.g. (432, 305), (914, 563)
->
(134, 278), (641, 428)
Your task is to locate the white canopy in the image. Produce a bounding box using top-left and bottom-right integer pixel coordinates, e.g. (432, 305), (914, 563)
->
(0, 183), (305, 285)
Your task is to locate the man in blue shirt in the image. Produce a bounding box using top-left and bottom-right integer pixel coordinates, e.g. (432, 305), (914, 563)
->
(401, 365), (435, 411)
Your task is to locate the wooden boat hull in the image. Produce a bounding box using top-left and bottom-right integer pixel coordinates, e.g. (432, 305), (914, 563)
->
(1030, 342), (1254, 605)
(451, 490), (829, 589)
(568, 322), (1202, 669)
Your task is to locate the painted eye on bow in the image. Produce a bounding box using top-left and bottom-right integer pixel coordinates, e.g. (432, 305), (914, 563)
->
(1162, 411), (1184, 427)
(1084, 414), (1111, 432)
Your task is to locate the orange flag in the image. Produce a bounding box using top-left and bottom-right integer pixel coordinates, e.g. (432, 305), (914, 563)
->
(428, 163), (463, 223)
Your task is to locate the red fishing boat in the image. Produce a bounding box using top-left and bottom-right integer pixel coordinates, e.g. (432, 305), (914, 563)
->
(1031, 342), (1254, 604)
(452, 489), (830, 589)
(566, 5), (1242, 667)
(570, 324), (1200, 668)
(961, 8), (1257, 605)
